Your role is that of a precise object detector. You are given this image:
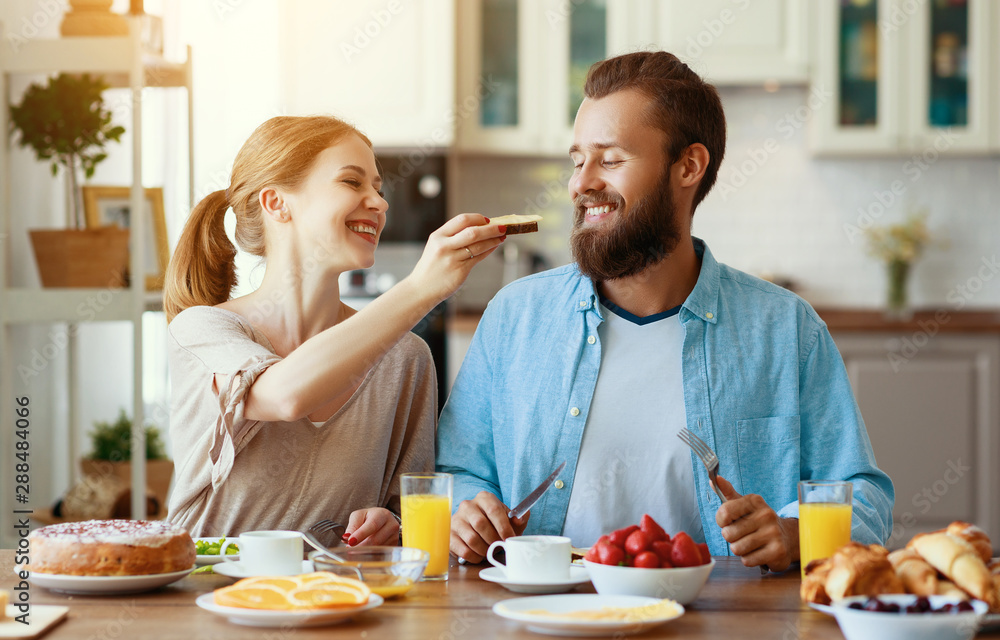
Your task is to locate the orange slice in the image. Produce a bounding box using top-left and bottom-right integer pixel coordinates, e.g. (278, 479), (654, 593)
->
(298, 571), (344, 584)
(236, 576), (301, 591)
(214, 584), (292, 610)
(213, 573), (371, 611)
(287, 581), (371, 609)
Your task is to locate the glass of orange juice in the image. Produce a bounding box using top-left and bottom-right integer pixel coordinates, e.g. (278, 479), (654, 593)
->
(400, 472), (452, 581)
(798, 480), (853, 578)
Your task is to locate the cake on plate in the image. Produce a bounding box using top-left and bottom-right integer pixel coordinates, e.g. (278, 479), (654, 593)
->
(28, 519), (195, 576)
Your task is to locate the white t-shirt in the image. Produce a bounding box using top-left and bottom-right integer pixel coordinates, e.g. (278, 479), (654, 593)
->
(561, 300), (705, 547)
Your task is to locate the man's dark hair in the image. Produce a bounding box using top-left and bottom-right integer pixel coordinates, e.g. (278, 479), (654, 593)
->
(584, 51), (726, 210)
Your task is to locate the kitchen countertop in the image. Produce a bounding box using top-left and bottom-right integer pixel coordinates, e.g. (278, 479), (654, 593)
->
(450, 308), (1000, 334)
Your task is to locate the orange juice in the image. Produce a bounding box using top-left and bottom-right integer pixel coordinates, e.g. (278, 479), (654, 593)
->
(799, 502), (852, 577)
(401, 493), (451, 579)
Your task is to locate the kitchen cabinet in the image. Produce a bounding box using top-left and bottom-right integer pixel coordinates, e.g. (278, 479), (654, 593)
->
(831, 328), (1000, 547)
(457, 0), (636, 155)
(656, 0), (809, 85)
(280, 0), (454, 148)
(811, 0), (993, 155)
(457, 0), (809, 155)
(0, 21), (193, 544)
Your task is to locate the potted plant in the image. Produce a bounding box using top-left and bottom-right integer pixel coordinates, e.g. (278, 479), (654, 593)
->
(8, 72), (130, 287)
(80, 409), (173, 510)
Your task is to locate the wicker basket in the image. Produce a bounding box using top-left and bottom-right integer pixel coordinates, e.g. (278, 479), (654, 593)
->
(29, 227), (130, 288)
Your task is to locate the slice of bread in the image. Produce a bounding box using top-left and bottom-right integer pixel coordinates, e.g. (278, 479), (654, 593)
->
(488, 214), (542, 235)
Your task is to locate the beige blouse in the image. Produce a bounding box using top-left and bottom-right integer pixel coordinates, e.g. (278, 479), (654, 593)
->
(165, 306), (436, 537)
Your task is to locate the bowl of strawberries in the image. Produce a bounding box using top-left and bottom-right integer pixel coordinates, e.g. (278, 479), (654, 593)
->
(582, 514), (714, 604)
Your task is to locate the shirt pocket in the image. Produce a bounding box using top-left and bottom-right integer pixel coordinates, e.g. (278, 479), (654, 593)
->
(735, 416), (801, 501)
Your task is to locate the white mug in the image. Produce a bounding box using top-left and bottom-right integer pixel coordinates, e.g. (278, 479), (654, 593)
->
(222, 530), (303, 575)
(487, 535), (571, 582)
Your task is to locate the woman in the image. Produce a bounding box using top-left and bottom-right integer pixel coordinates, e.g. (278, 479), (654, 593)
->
(162, 116), (504, 543)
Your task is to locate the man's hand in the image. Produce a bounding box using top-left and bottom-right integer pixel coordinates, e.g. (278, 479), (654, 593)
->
(715, 476), (798, 572)
(450, 491), (530, 563)
(346, 508), (400, 546)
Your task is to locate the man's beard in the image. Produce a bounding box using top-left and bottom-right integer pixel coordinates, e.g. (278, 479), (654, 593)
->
(570, 177), (682, 282)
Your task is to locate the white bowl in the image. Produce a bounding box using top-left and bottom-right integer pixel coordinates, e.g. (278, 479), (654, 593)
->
(831, 594), (988, 640)
(582, 558), (714, 604)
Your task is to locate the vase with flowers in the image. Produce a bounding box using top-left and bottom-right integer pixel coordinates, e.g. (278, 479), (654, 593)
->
(865, 213), (934, 319)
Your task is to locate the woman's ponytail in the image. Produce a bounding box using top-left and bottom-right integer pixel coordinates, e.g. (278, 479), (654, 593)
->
(163, 189), (237, 322)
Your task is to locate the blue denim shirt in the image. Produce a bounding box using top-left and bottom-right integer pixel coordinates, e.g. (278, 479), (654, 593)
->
(437, 239), (895, 555)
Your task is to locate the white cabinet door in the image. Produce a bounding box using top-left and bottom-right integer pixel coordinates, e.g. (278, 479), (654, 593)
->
(658, 0), (809, 85)
(833, 333), (1000, 547)
(281, 0), (455, 148)
(811, 0), (994, 155)
(811, 0), (903, 154)
(905, 0), (992, 154)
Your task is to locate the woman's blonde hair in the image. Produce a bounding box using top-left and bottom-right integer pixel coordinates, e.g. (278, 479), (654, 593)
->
(163, 116), (371, 322)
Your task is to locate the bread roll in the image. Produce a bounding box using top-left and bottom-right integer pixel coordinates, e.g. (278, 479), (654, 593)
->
(944, 521), (993, 564)
(935, 579), (971, 600)
(910, 532), (994, 606)
(888, 548), (937, 596)
(800, 558), (832, 605)
(824, 543), (905, 601)
(487, 214), (541, 234)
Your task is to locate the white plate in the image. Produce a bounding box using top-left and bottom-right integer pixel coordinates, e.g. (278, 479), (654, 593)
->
(480, 565), (591, 594)
(809, 602), (835, 615)
(213, 560), (314, 579)
(195, 537), (240, 566)
(26, 566), (195, 595)
(492, 594), (684, 637)
(195, 592), (384, 628)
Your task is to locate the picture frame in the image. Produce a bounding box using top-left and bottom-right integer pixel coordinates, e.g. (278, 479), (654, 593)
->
(83, 186), (169, 290)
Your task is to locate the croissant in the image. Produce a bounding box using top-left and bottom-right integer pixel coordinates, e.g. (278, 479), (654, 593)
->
(936, 579), (971, 600)
(800, 558), (832, 605)
(825, 542), (905, 601)
(910, 532), (994, 607)
(944, 522), (993, 564)
(888, 548), (937, 596)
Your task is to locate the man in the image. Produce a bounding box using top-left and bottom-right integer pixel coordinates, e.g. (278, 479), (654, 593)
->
(436, 51), (893, 572)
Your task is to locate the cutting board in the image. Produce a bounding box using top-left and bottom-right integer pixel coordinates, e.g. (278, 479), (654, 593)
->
(0, 605), (68, 639)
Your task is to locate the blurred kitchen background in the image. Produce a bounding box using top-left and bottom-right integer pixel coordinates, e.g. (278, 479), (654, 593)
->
(1, 0), (998, 547)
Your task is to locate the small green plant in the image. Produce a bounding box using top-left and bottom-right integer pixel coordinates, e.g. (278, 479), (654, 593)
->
(88, 409), (167, 462)
(8, 73), (125, 228)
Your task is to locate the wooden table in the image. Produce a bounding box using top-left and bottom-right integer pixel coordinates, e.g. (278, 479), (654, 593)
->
(1, 551), (851, 639)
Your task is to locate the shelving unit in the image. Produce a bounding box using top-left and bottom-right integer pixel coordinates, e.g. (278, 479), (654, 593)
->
(0, 18), (192, 543)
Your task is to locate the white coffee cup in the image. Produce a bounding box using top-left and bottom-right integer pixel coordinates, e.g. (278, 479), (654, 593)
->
(487, 535), (571, 582)
(222, 530), (303, 575)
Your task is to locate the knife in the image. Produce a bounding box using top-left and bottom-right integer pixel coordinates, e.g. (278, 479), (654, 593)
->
(507, 461), (566, 520)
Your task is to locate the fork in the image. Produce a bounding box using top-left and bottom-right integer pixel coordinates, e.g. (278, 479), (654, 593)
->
(678, 424), (770, 575)
(305, 520), (350, 563)
(677, 426), (726, 504)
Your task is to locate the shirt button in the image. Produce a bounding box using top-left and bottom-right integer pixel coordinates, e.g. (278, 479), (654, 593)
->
(554, 480), (565, 489)
(706, 312), (714, 319)
(579, 301), (587, 308)
(587, 335), (596, 344)
(570, 407), (580, 417)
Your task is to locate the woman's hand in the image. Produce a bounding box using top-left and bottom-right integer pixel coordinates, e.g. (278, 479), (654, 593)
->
(345, 507), (401, 546)
(406, 214), (506, 304)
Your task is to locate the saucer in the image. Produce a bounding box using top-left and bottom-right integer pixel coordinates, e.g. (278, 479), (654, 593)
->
(479, 564), (591, 594)
(213, 560), (314, 579)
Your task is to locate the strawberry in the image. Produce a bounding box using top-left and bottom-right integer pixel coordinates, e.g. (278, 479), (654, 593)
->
(633, 551), (660, 569)
(670, 531), (702, 568)
(697, 542), (711, 565)
(624, 529), (651, 556)
(608, 525), (639, 549)
(651, 540), (674, 564)
(597, 540), (625, 566)
(639, 514), (668, 542)
(583, 546), (600, 563)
